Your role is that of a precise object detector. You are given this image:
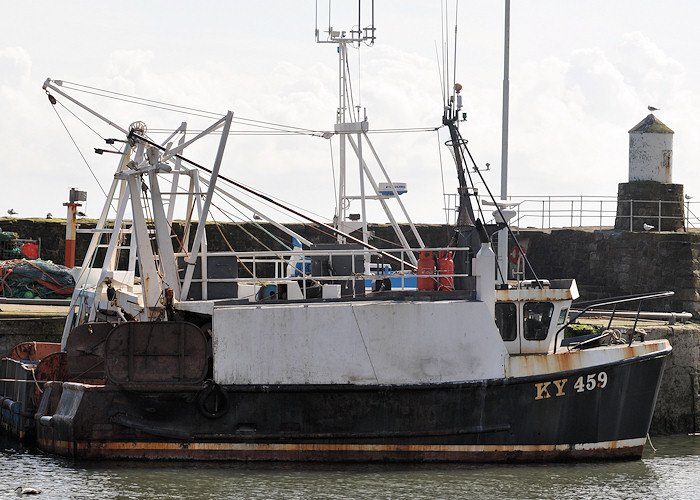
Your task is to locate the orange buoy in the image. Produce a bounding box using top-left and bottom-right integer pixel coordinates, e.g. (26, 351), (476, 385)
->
(417, 250), (436, 291)
(437, 250), (454, 291)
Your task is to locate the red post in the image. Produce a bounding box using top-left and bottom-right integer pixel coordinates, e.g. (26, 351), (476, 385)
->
(63, 202), (80, 268)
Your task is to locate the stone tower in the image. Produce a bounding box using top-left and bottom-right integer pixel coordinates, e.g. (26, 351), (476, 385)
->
(615, 113), (684, 231)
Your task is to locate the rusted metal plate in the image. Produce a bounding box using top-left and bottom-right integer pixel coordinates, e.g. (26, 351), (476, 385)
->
(9, 342), (61, 362)
(65, 322), (115, 380)
(33, 351), (69, 407)
(104, 322), (207, 386)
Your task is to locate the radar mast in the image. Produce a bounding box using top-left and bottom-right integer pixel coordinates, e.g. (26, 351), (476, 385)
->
(315, 1), (424, 267)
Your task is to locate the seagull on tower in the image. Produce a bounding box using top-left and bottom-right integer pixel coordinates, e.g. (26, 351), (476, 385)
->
(648, 105), (660, 112)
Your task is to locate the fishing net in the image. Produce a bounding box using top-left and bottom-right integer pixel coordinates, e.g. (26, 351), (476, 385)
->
(0, 259), (75, 299)
(0, 233), (40, 260)
(0, 232), (21, 259)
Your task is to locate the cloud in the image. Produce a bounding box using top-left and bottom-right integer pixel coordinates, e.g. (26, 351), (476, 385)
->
(0, 46), (32, 82)
(616, 32), (685, 94)
(499, 32), (698, 201)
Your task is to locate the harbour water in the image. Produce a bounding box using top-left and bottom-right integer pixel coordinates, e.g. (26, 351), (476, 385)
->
(1, 435), (698, 499)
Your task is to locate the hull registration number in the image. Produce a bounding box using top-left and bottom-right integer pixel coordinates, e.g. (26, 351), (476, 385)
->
(535, 371), (608, 400)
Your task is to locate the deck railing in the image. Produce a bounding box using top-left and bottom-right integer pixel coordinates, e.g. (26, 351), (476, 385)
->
(174, 246), (470, 300)
(443, 194), (700, 231)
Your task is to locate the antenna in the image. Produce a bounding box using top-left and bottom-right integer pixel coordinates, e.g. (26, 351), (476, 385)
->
(315, 0), (376, 46)
(314, 1), (423, 266)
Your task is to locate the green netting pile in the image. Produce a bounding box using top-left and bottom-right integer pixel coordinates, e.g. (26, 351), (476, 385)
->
(0, 259), (74, 299)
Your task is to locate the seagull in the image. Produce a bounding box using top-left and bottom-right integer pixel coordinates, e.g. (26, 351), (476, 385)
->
(648, 105), (660, 112)
(7, 209), (17, 215)
(15, 486), (41, 495)
(643, 223), (655, 231)
(46, 213), (53, 219)
(77, 211), (86, 217)
(685, 195), (693, 200)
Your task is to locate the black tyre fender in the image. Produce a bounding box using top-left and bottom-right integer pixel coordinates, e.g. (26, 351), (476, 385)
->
(197, 380), (230, 419)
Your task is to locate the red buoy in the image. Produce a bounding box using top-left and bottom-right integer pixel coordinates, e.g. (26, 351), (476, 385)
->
(437, 251), (454, 291)
(20, 242), (39, 260)
(417, 250), (436, 291)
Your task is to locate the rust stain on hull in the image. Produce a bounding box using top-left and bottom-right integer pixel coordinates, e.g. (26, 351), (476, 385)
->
(508, 340), (671, 378)
(40, 439), (646, 462)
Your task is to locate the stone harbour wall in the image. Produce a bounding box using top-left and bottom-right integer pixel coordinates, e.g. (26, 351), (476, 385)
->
(646, 325), (700, 435)
(516, 229), (700, 318)
(0, 317), (64, 357)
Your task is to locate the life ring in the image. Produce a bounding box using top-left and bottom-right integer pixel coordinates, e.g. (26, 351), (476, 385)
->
(256, 284), (277, 302)
(509, 245), (525, 264)
(197, 381), (230, 419)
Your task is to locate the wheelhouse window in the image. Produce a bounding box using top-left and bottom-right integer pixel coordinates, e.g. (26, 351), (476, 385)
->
(557, 307), (569, 326)
(495, 302), (517, 341)
(523, 302), (554, 341)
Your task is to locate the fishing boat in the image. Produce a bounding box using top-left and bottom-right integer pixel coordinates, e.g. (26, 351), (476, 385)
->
(0, 18), (671, 462)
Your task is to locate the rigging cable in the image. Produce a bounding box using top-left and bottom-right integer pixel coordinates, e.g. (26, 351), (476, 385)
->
(210, 202), (322, 288)
(207, 212), (256, 281)
(59, 80), (221, 118)
(344, 47), (357, 122)
(453, 0), (459, 98)
(47, 94), (109, 198)
(436, 129), (449, 225)
(55, 100), (120, 154)
(193, 165), (342, 245)
(211, 197), (292, 251)
(57, 80), (439, 139)
(129, 133), (415, 269)
(59, 80), (324, 136)
(454, 127), (542, 287)
(329, 138), (338, 212)
(443, 0), (449, 106)
(435, 40), (446, 106)
(145, 126), (439, 136)
(357, 33), (362, 111)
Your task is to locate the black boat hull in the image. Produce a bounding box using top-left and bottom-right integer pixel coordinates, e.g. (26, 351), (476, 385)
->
(34, 348), (668, 462)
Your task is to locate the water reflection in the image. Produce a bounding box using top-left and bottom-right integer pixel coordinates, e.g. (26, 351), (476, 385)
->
(1, 435), (698, 499)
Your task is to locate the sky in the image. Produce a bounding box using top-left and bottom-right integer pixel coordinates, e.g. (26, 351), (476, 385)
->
(1, 1), (698, 227)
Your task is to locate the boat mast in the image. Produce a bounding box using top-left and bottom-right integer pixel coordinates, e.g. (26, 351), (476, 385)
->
(315, 4), (374, 248)
(439, 5), (481, 289)
(315, 1), (423, 266)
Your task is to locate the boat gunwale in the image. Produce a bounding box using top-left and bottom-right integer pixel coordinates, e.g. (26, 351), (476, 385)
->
(50, 340), (670, 394)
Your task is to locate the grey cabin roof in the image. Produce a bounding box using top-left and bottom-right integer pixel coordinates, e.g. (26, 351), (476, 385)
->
(629, 114), (674, 134)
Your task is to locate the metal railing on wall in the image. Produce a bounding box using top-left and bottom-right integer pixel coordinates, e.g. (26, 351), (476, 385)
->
(443, 194), (700, 231)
